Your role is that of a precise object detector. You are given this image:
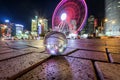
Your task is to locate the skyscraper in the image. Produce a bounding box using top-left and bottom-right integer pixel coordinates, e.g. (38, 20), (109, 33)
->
(31, 18), (48, 36)
(87, 15), (95, 35)
(105, 0), (120, 36)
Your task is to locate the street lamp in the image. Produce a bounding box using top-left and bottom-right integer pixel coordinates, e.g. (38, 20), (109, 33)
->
(104, 18), (108, 22)
(112, 21), (115, 24)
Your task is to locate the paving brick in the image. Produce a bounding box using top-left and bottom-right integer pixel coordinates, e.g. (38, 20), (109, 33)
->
(68, 50), (108, 61)
(9, 45), (29, 49)
(6, 42), (29, 49)
(0, 48), (42, 61)
(106, 41), (120, 47)
(68, 39), (106, 46)
(95, 62), (120, 80)
(107, 48), (120, 54)
(16, 56), (97, 80)
(68, 44), (106, 52)
(105, 46), (120, 49)
(0, 52), (50, 79)
(6, 41), (28, 45)
(27, 40), (44, 48)
(109, 53), (120, 63)
(62, 47), (77, 55)
(0, 48), (15, 54)
(20, 47), (45, 53)
(0, 42), (7, 46)
(68, 39), (105, 45)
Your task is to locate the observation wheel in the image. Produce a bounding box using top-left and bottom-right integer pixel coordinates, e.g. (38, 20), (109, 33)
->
(52, 0), (88, 34)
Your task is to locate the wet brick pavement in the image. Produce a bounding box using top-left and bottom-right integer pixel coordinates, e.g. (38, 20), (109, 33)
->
(0, 39), (120, 80)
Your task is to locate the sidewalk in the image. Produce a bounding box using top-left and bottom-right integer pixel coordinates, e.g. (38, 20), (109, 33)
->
(0, 39), (120, 80)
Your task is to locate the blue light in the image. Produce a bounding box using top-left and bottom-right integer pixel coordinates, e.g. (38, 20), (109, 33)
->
(5, 20), (10, 23)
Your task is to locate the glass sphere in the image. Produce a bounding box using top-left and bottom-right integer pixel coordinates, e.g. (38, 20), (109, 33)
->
(44, 31), (67, 55)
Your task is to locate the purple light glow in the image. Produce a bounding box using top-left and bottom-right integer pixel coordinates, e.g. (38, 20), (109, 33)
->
(52, 0), (88, 33)
(77, 0), (88, 32)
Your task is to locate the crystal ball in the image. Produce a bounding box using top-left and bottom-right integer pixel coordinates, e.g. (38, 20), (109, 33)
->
(44, 31), (67, 55)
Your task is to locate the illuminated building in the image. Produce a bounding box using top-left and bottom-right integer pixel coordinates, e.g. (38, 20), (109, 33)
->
(105, 0), (120, 36)
(87, 15), (95, 35)
(31, 19), (37, 32)
(0, 24), (7, 37)
(15, 24), (24, 35)
(31, 17), (48, 36)
(0, 21), (24, 40)
(38, 19), (48, 34)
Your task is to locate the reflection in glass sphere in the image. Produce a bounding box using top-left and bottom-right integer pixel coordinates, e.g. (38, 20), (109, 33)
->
(44, 31), (67, 55)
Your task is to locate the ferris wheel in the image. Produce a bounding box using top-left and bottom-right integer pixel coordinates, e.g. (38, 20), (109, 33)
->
(52, 0), (88, 35)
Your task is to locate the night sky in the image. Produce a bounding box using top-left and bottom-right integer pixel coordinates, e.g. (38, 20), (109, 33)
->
(0, 0), (105, 30)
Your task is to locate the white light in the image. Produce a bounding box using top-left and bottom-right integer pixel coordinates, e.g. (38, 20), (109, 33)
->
(51, 50), (56, 54)
(47, 44), (51, 48)
(4, 25), (7, 28)
(32, 19), (36, 22)
(15, 24), (24, 27)
(35, 16), (38, 19)
(1, 38), (5, 41)
(17, 31), (22, 34)
(81, 34), (88, 38)
(5, 20), (9, 23)
(68, 33), (78, 39)
(38, 23), (41, 26)
(112, 21), (115, 24)
(39, 19), (42, 23)
(117, 5), (120, 8)
(61, 13), (67, 21)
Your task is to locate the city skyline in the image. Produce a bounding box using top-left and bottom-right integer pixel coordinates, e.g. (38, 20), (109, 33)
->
(0, 0), (104, 30)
